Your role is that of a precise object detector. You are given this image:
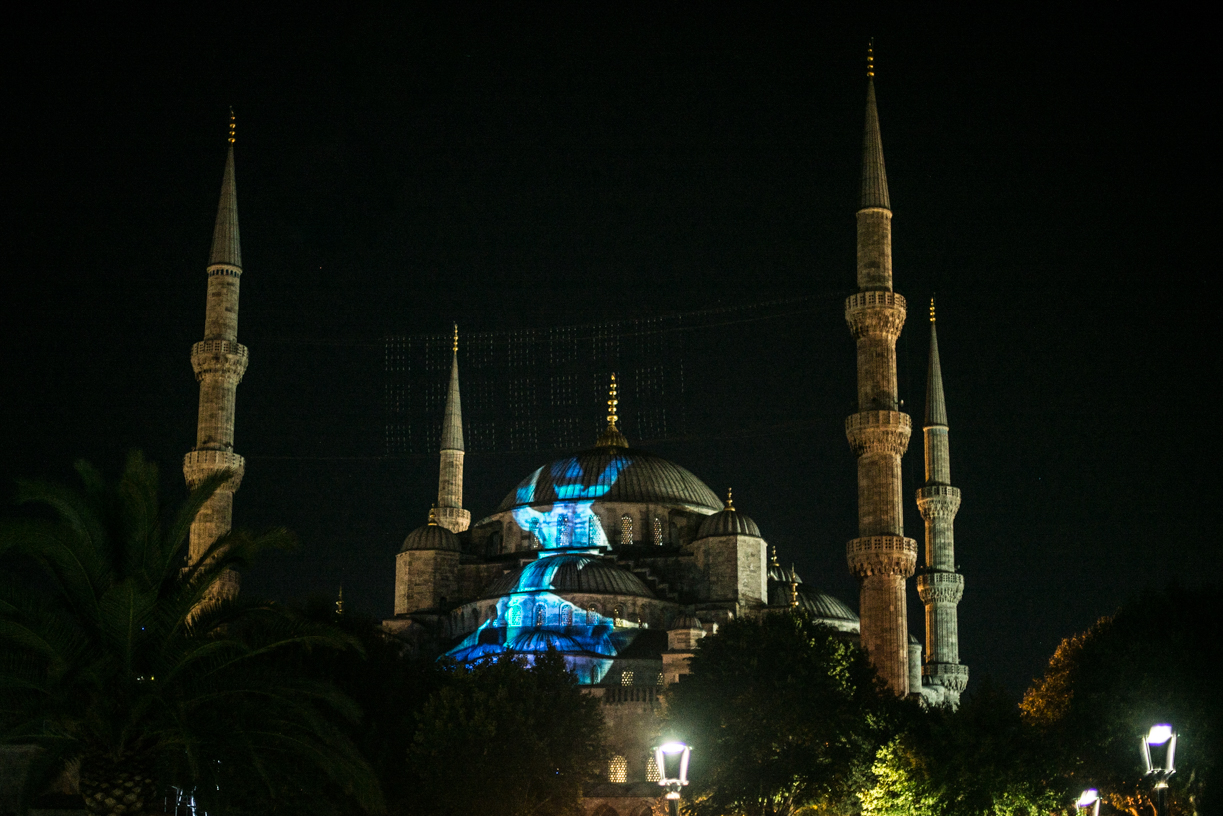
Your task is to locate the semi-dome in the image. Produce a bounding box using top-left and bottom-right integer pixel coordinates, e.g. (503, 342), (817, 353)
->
(496, 447), (722, 513)
(400, 521), (460, 553)
(697, 507), (761, 538)
(480, 552), (656, 599)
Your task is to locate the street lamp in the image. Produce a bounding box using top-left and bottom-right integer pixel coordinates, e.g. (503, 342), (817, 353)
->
(654, 741), (691, 816)
(1075, 789), (1100, 816)
(1142, 723), (1176, 816)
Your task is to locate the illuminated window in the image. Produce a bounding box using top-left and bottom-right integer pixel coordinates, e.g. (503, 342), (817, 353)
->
(653, 516), (663, 545)
(535, 605), (545, 626)
(620, 670), (634, 686)
(608, 755), (628, 783)
(613, 605), (623, 627)
(620, 515), (633, 546)
(656, 672), (664, 686)
(508, 605), (522, 626)
(646, 754), (661, 782)
(588, 515), (601, 545)
(561, 606), (573, 626)
(557, 516), (571, 547)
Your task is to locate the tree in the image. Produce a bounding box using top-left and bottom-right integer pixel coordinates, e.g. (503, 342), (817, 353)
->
(403, 649), (606, 816)
(0, 451), (383, 815)
(665, 611), (897, 816)
(861, 680), (1065, 816)
(1021, 584), (1221, 816)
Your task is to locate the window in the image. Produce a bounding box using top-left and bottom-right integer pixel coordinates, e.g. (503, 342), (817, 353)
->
(508, 605), (522, 626)
(608, 755), (628, 783)
(620, 670), (634, 686)
(653, 516), (663, 545)
(587, 515), (602, 545)
(646, 754), (661, 782)
(656, 671), (664, 686)
(620, 514), (633, 546)
(613, 605), (623, 627)
(561, 606), (573, 626)
(535, 604), (545, 626)
(587, 604), (598, 624)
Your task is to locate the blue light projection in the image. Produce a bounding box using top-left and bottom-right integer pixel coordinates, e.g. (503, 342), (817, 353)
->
(445, 454), (641, 684)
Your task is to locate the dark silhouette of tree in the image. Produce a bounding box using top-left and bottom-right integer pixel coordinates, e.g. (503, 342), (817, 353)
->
(1021, 584), (1221, 816)
(665, 611), (897, 816)
(0, 452), (383, 815)
(403, 650), (606, 816)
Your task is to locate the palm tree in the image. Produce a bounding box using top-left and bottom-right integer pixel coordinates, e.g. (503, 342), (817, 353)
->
(0, 451), (384, 815)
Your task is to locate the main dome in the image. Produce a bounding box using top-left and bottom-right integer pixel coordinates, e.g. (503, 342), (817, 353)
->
(495, 447), (723, 513)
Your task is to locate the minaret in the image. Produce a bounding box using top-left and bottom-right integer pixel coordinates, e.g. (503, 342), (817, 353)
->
(434, 324), (470, 533)
(183, 110), (248, 602)
(844, 45), (918, 696)
(915, 301), (968, 704)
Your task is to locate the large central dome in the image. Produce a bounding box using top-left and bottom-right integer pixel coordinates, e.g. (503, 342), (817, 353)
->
(496, 447), (722, 514)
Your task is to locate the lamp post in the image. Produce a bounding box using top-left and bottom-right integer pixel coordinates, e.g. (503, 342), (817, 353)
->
(1142, 723), (1176, 816)
(654, 741), (691, 816)
(1075, 789), (1100, 816)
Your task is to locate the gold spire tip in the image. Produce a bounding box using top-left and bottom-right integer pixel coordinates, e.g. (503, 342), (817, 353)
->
(607, 372), (619, 427)
(428, 505), (438, 525)
(770, 544), (779, 567)
(453, 323), (459, 354)
(867, 38), (875, 79)
(725, 488), (735, 511)
(228, 107), (236, 145)
(930, 296), (936, 323)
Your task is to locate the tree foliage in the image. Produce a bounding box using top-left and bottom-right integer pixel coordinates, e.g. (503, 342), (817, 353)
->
(862, 680), (1064, 816)
(402, 650), (606, 816)
(0, 452), (383, 815)
(1021, 584), (1221, 816)
(665, 611), (897, 816)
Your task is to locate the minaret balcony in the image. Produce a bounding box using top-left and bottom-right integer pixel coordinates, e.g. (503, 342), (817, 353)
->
(922, 662), (969, 692)
(191, 340), (249, 383)
(845, 291), (907, 339)
(183, 450), (245, 491)
(846, 411), (911, 457)
(916, 571), (964, 604)
(847, 535), (917, 578)
(916, 485), (962, 519)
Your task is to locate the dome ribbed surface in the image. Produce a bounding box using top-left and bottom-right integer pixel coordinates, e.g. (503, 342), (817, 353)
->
(480, 553), (655, 599)
(767, 584), (859, 623)
(400, 523), (460, 553)
(697, 508), (761, 538)
(496, 447), (722, 513)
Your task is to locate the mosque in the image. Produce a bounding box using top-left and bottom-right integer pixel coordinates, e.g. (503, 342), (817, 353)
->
(182, 59), (968, 816)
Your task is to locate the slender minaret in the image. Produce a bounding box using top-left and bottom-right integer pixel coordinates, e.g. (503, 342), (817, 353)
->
(844, 45), (918, 696)
(434, 324), (470, 533)
(915, 301), (968, 704)
(183, 110), (248, 602)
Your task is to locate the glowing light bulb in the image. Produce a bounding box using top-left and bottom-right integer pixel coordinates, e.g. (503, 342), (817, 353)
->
(1147, 724), (1174, 745)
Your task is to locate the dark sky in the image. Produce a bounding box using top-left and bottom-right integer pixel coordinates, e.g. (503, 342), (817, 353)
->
(2, 7), (1217, 696)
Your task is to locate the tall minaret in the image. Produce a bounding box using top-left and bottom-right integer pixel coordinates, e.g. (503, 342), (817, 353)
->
(915, 301), (968, 704)
(183, 110), (248, 602)
(434, 324), (470, 533)
(844, 45), (918, 696)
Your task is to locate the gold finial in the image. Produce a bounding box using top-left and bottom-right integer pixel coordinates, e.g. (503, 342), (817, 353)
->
(725, 488), (735, 511)
(607, 373), (619, 428)
(335, 585), (345, 616)
(770, 545), (779, 568)
(228, 107), (236, 144)
(453, 323), (459, 354)
(867, 38), (875, 78)
(428, 505), (438, 526)
(789, 564), (799, 608)
(930, 296), (936, 324)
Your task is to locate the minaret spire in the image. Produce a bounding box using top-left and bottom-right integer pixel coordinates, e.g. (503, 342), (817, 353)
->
(595, 372), (629, 448)
(916, 304), (967, 705)
(844, 47), (918, 696)
(435, 324), (470, 533)
(183, 109), (250, 603)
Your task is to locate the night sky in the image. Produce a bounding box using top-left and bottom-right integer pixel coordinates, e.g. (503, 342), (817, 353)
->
(2, 7), (1217, 697)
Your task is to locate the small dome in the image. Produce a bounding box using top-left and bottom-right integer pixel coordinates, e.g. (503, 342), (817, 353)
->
(400, 522), (460, 553)
(767, 584), (859, 624)
(697, 508), (761, 538)
(480, 553), (655, 599)
(670, 612), (703, 631)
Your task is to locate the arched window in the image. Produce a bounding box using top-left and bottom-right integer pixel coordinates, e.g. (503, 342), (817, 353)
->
(535, 604), (546, 627)
(587, 604), (598, 625)
(619, 514), (633, 546)
(620, 670), (634, 686)
(588, 515), (601, 545)
(656, 671), (665, 686)
(646, 753), (661, 782)
(653, 516), (663, 545)
(608, 755), (628, 783)
(613, 605), (623, 627)
(561, 606), (573, 626)
(508, 604), (522, 626)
